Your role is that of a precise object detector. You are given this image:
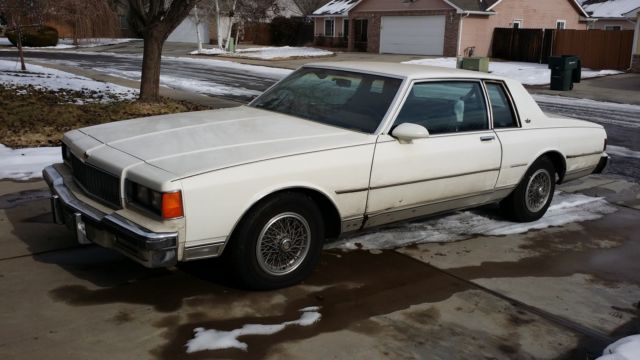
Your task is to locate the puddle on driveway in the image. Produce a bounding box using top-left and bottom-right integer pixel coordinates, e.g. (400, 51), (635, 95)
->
(445, 207), (640, 285)
(47, 250), (472, 359)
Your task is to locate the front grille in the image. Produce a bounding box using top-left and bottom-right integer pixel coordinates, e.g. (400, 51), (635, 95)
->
(71, 155), (122, 209)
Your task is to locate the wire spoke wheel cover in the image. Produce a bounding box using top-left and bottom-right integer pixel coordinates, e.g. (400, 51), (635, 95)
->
(256, 212), (311, 276)
(525, 169), (552, 213)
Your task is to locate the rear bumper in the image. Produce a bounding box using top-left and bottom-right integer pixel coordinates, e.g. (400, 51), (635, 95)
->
(592, 154), (609, 174)
(43, 165), (178, 268)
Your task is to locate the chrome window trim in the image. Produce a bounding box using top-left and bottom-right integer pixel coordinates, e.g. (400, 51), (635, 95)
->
(484, 80), (522, 129)
(379, 78), (492, 135)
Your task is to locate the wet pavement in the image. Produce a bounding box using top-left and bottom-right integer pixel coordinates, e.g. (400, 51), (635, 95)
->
(0, 174), (639, 359)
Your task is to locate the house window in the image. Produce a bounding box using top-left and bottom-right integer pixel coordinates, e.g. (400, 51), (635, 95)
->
(605, 25), (622, 31)
(512, 19), (523, 29)
(343, 19), (349, 39)
(325, 18), (334, 37)
(556, 20), (566, 30)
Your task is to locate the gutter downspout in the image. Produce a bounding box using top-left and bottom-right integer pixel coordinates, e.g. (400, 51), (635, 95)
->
(631, 16), (639, 71)
(457, 11), (471, 56)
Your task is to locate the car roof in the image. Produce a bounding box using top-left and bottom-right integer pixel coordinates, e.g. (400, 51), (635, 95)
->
(303, 61), (509, 82)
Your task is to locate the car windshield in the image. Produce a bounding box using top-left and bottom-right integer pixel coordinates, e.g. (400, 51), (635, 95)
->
(251, 68), (403, 133)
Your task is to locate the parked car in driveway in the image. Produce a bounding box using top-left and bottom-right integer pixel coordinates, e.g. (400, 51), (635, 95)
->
(44, 62), (608, 289)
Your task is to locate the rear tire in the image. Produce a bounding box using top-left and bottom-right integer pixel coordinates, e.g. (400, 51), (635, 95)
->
(500, 157), (556, 222)
(228, 192), (324, 290)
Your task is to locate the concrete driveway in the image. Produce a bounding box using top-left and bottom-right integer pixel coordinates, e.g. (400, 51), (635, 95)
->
(0, 174), (638, 359)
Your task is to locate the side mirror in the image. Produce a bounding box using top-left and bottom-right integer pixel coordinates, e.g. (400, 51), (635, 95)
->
(391, 123), (429, 144)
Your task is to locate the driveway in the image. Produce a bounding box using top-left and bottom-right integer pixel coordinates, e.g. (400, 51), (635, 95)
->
(0, 174), (638, 359)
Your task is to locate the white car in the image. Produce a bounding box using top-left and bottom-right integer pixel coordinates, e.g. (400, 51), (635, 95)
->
(44, 62), (608, 289)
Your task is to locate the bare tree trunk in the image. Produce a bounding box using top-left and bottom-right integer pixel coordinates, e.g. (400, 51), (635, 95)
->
(194, 5), (203, 52)
(214, 0), (223, 49)
(15, 24), (26, 71)
(225, 0), (237, 51)
(139, 32), (163, 101)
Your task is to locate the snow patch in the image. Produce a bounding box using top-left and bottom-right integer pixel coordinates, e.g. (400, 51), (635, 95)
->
(326, 192), (617, 250)
(0, 144), (61, 180)
(403, 58), (622, 85)
(95, 67), (262, 97)
(192, 46), (334, 60)
(0, 37), (11, 46)
(579, 0), (640, 18)
(597, 334), (640, 360)
(313, 0), (362, 15)
(185, 307), (322, 353)
(0, 59), (137, 102)
(168, 56), (293, 79)
(533, 94), (640, 112)
(607, 145), (640, 159)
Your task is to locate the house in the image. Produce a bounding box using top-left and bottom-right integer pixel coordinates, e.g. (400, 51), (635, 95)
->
(578, 0), (640, 30)
(167, 0), (303, 45)
(311, 0), (590, 56)
(311, 0), (363, 48)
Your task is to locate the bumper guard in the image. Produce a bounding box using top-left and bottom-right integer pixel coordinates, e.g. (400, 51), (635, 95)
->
(43, 165), (178, 268)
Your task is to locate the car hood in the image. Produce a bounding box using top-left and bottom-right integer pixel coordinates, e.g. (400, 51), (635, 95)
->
(76, 106), (374, 178)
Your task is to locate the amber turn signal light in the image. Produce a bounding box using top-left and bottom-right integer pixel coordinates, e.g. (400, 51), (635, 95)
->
(162, 191), (183, 219)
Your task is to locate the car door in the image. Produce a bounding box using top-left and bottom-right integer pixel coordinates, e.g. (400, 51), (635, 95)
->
(364, 80), (502, 228)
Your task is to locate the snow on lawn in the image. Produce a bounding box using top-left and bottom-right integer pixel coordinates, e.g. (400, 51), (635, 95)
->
(403, 58), (622, 85)
(0, 144), (61, 181)
(192, 46), (334, 60)
(186, 307), (321, 353)
(327, 192), (617, 250)
(597, 334), (640, 360)
(0, 59), (137, 102)
(0, 37), (13, 46)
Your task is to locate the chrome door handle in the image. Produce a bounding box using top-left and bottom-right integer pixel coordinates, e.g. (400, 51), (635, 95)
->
(480, 136), (495, 142)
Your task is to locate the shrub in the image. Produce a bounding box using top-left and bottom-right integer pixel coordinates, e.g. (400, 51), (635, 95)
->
(270, 17), (313, 46)
(6, 25), (59, 47)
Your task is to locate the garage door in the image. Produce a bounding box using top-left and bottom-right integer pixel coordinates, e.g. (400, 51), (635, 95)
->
(380, 16), (445, 55)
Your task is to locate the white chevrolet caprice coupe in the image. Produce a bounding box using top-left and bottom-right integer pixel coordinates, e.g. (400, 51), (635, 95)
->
(44, 62), (608, 289)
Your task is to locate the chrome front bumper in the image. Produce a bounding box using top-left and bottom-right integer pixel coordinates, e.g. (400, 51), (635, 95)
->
(43, 165), (178, 268)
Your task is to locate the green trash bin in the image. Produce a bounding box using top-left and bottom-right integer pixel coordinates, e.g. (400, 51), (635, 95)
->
(548, 55), (580, 91)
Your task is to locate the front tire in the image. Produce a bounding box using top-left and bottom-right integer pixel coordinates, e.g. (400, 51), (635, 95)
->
(501, 157), (556, 222)
(228, 192), (324, 290)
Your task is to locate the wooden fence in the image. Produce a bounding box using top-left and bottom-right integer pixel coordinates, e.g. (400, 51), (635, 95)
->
(492, 28), (634, 70)
(553, 30), (634, 70)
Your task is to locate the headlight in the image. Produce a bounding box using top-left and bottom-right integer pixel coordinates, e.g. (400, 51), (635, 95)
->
(126, 181), (183, 219)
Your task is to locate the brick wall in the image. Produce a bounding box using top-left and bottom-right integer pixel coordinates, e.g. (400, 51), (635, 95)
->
(348, 10), (459, 56)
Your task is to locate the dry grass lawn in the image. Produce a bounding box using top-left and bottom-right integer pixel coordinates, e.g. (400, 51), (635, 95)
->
(0, 85), (210, 148)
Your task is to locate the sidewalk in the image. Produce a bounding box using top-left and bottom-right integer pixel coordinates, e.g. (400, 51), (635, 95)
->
(527, 73), (640, 106)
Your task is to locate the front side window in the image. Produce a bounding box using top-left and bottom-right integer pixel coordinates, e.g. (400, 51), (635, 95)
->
(556, 20), (566, 30)
(394, 81), (488, 135)
(251, 68), (402, 133)
(325, 19), (334, 36)
(512, 19), (523, 29)
(605, 25), (622, 31)
(486, 82), (518, 128)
